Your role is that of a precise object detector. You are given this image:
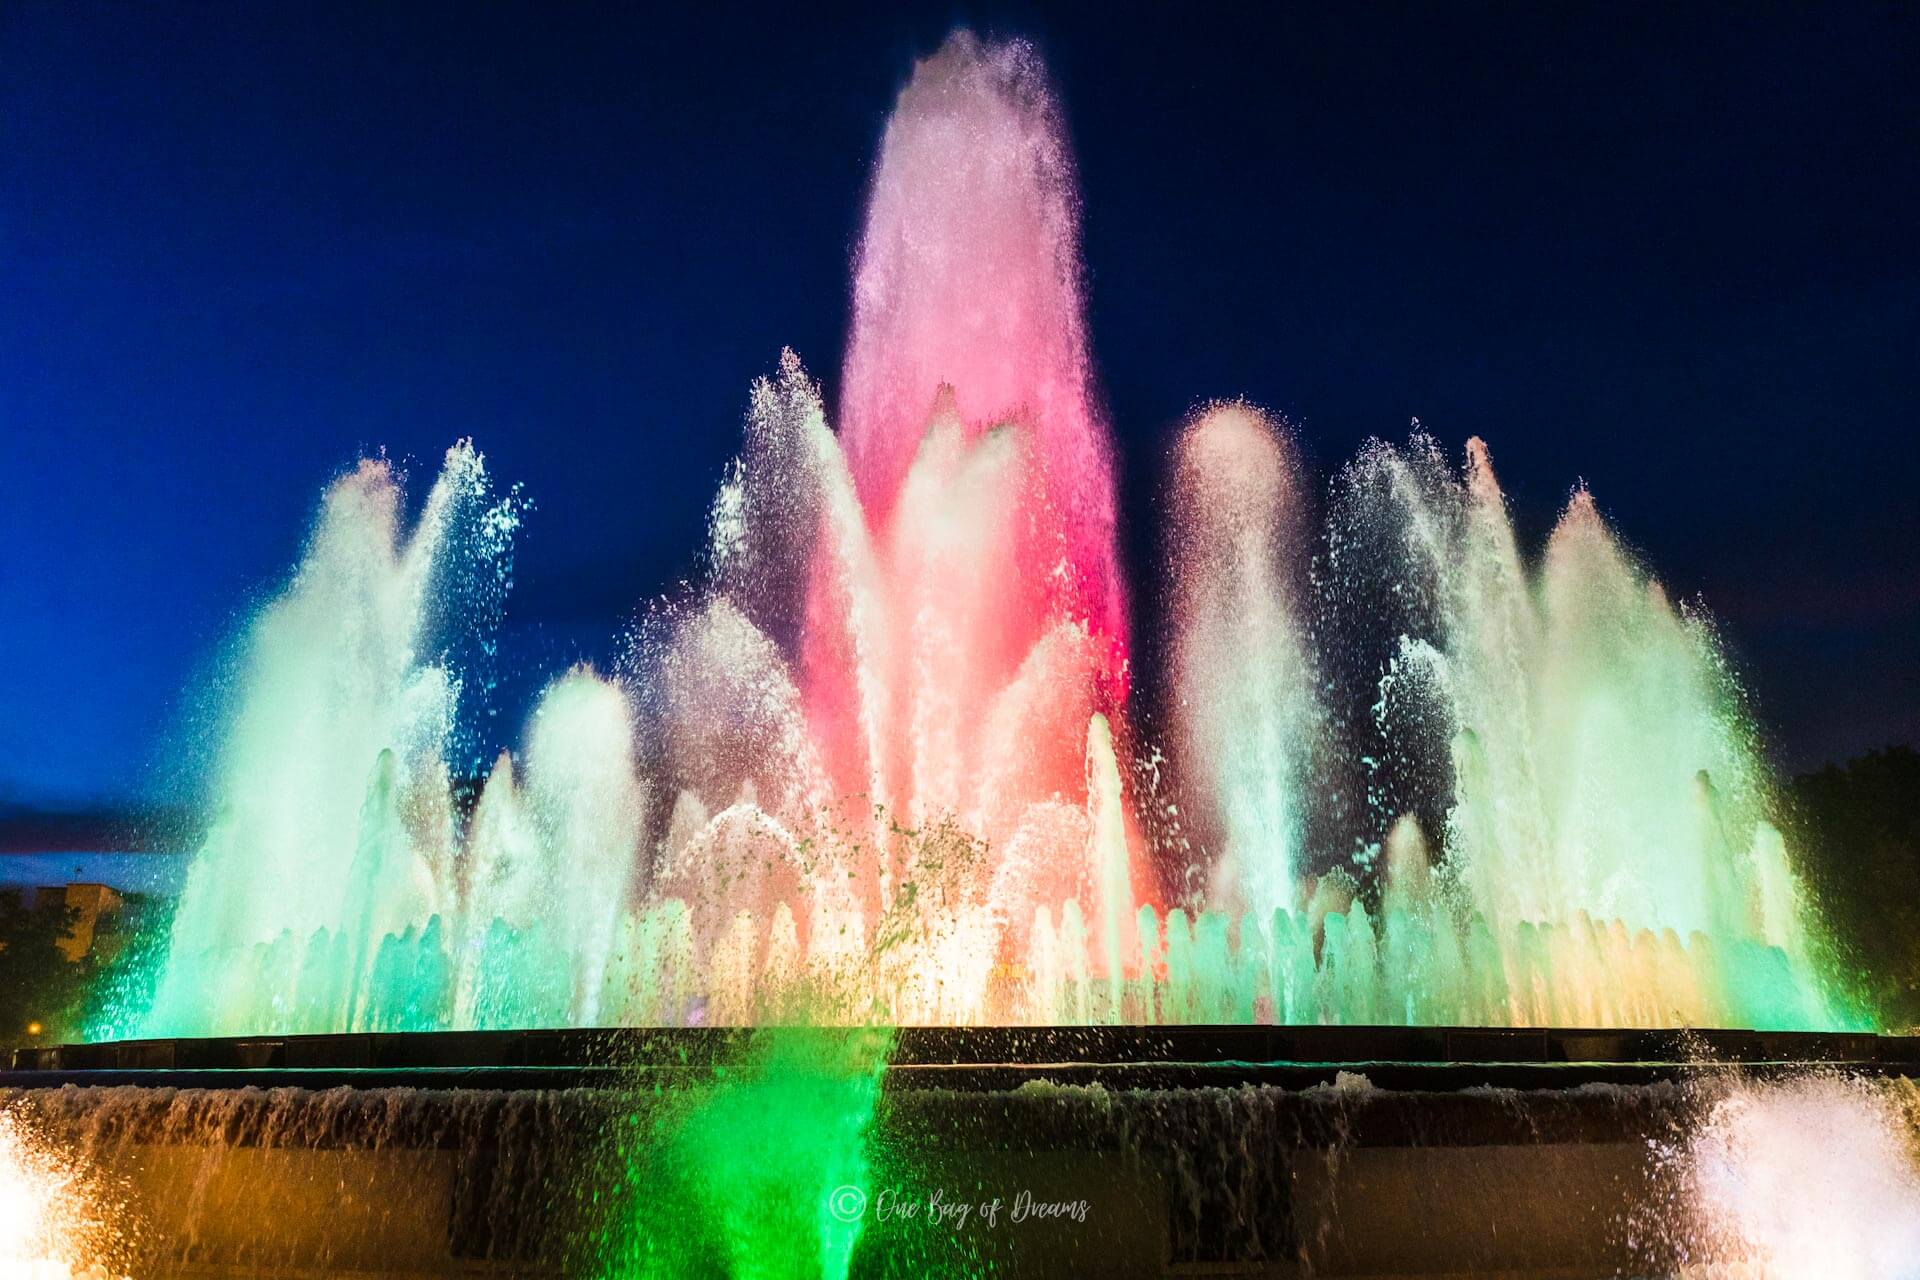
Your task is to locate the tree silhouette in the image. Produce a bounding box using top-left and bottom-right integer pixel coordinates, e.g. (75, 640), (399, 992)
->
(1793, 746), (1920, 1027)
(0, 890), (87, 1045)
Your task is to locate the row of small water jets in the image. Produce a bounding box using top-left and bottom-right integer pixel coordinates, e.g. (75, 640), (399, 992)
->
(149, 868), (1824, 1036)
(4, 1071), (1919, 1278)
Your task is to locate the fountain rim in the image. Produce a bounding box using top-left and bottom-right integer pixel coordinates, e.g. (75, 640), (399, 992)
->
(7, 1025), (1916, 1094)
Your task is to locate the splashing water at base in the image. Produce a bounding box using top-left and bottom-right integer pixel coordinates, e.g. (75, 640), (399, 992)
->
(0, 1107), (124, 1280)
(1667, 1074), (1920, 1279)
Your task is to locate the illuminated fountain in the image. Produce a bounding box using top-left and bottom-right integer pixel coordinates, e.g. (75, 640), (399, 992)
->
(11, 27), (1913, 1280)
(116, 31), (1848, 1043)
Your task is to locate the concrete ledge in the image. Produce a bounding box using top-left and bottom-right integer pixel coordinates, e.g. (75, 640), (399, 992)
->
(13, 1022), (1911, 1074)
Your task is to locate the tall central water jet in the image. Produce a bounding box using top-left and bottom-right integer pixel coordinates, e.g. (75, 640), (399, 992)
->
(839, 33), (1126, 665)
(788, 31), (1132, 863)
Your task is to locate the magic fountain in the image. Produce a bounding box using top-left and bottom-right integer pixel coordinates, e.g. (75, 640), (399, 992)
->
(109, 33), (1842, 1043)
(7, 30), (1912, 1280)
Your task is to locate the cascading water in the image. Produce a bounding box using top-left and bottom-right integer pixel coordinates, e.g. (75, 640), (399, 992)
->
(117, 29), (1854, 1041)
(596, 1030), (892, 1280)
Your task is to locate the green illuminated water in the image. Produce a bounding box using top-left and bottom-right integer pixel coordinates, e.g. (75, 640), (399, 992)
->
(597, 1029), (891, 1280)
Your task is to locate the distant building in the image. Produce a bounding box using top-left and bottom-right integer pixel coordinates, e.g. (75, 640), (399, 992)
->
(17, 882), (135, 963)
(43, 883), (125, 961)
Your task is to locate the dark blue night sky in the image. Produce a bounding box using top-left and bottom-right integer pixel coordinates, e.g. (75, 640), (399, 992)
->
(3, 2), (1914, 829)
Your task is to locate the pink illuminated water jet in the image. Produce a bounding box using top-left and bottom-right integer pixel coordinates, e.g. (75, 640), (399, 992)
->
(839, 32), (1127, 678)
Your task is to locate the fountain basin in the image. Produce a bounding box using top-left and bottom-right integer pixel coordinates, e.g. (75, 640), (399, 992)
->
(6, 1026), (1915, 1277)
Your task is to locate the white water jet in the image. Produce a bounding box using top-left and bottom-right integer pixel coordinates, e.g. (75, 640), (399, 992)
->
(1169, 402), (1320, 921)
(142, 443), (515, 1036)
(0, 1105), (123, 1279)
(519, 668), (646, 1025)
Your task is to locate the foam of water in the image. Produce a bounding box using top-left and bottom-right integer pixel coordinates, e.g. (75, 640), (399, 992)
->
(118, 31), (1852, 1039)
(1662, 1074), (1920, 1279)
(0, 1105), (123, 1280)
